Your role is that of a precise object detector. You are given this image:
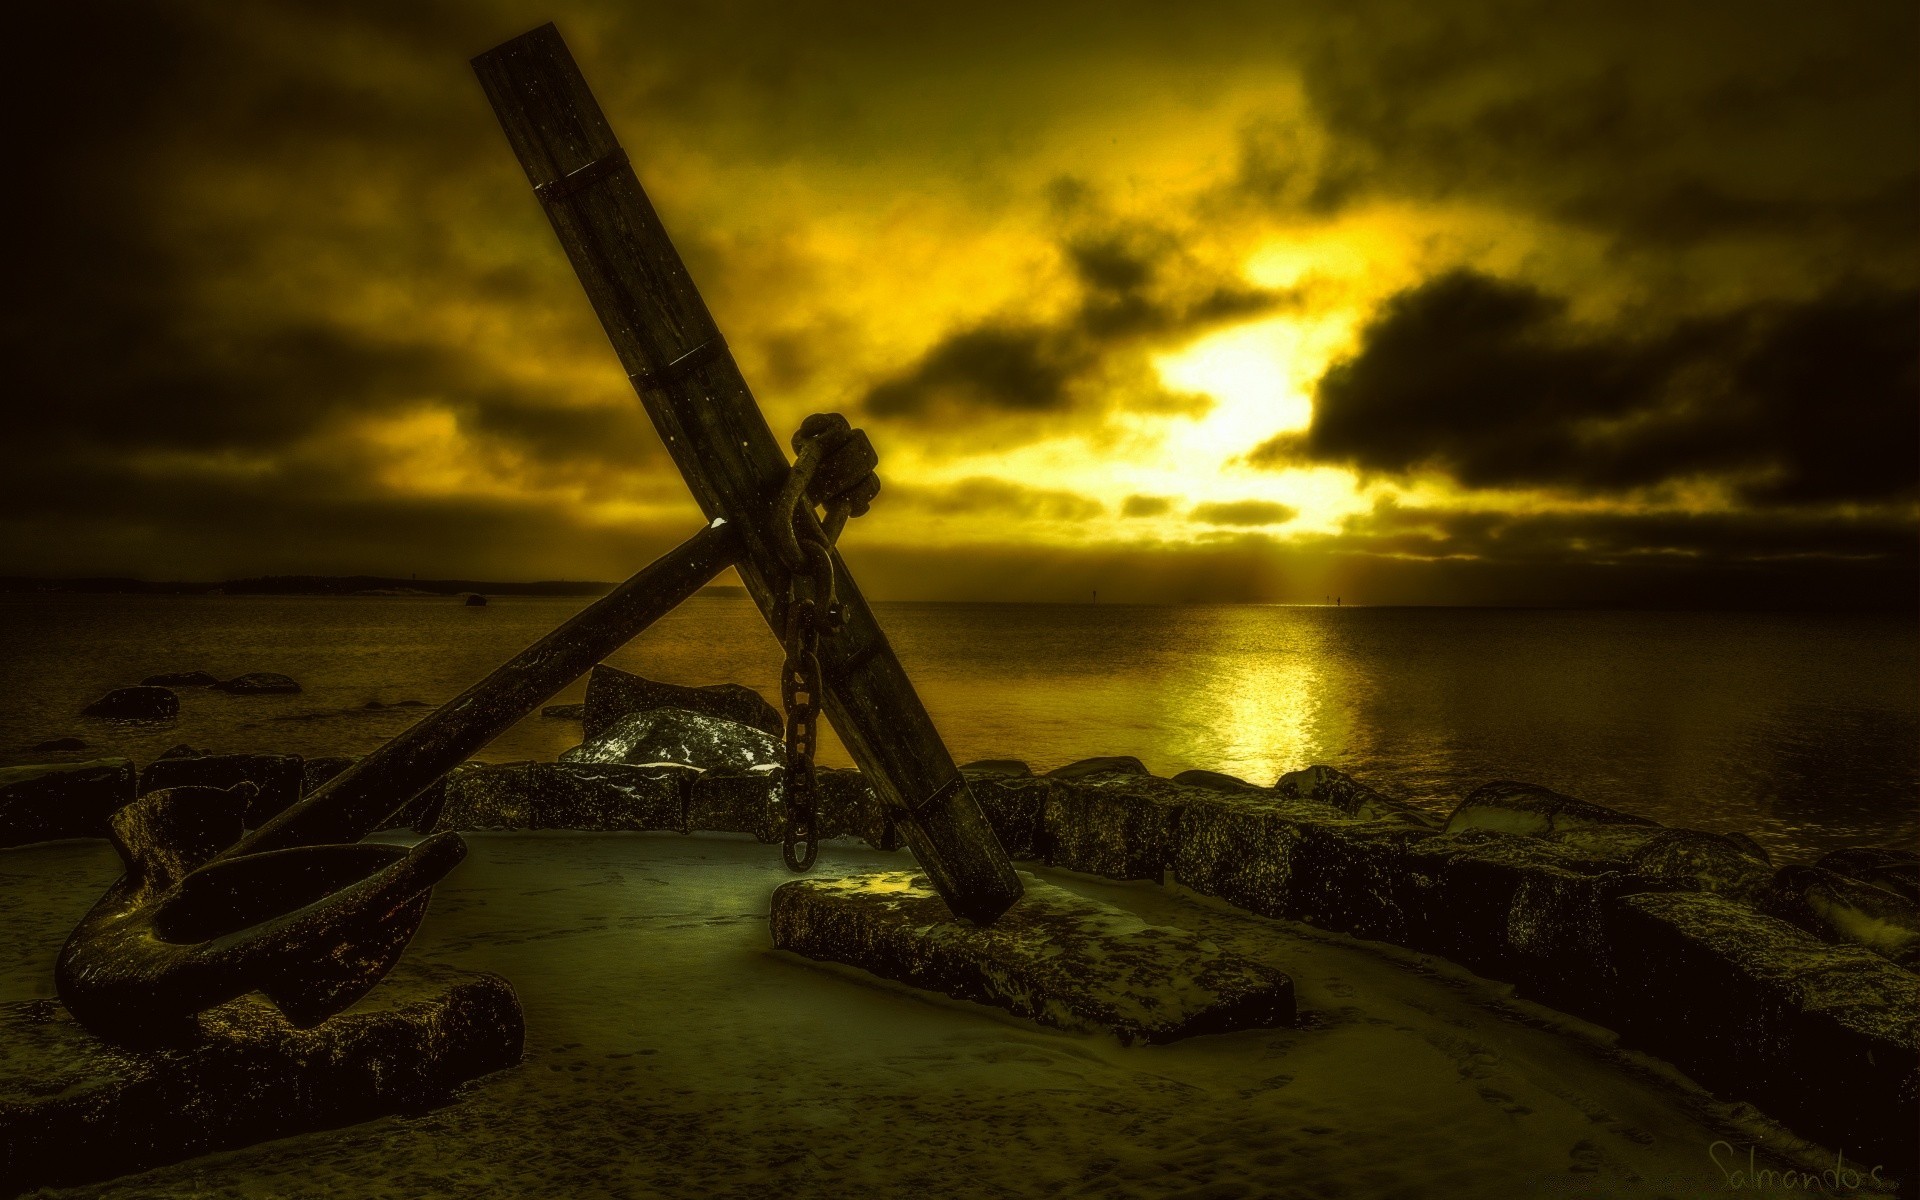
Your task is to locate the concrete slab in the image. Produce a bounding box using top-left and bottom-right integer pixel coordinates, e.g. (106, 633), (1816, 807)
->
(769, 871), (1294, 1044)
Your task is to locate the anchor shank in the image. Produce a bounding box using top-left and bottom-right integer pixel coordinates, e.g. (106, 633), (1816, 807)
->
(233, 518), (744, 856)
(473, 24), (1022, 924)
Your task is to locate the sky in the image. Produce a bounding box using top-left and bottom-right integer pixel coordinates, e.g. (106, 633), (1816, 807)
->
(4, 0), (1915, 605)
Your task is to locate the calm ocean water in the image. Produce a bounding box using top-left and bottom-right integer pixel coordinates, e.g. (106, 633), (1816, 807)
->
(1, 595), (1913, 861)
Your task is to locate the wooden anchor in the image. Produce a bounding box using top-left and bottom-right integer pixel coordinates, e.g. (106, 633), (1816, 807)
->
(55, 23), (1021, 1044)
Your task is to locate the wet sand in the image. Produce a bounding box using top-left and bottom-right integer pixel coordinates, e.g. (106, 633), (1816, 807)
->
(3, 834), (1853, 1199)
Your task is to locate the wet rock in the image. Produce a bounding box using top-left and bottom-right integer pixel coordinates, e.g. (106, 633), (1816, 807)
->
(771, 872), (1294, 1044)
(541, 702), (584, 720)
(0, 961), (523, 1196)
(562, 707), (782, 773)
(1170, 787), (1432, 942)
(1623, 828), (1773, 904)
(464, 592), (488, 606)
(160, 743), (206, 759)
(1815, 847), (1920, 904)
(958, 759), (1031, 778)
(1443, 780), (1657, 836)
(301, 755), (359, 796)
(964, 773), (1050, 860)
(1725, 831), (1773, 864)
(1607, 892), (1918, 1182)
(1047, 755), (1150, 780)
(215, 672), (302, 694)
(1275, 765), (1438, 826)
(140, 670), (219, 688)
(815, 767), (897, 850)
(1041, 773), (1190, 880)
(0, 759), (136, 848)
(139, 754), (305, 827)
(28, 737), (89, 753)
(1761, 865), (1920, 971)
(1170, 768), (1263, 793)
(437, 761), (685, 832)
(582, 663), (781, 740)
(81, 686), (178, 722)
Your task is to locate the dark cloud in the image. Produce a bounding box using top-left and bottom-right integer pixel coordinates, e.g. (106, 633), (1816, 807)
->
(1122, 494), (1174, 517)
(864, 215), (1291, 424)
(1190, 500), (1298, 526)
(888, 478), (1105, 521)
(1251, 270), (1920, 505)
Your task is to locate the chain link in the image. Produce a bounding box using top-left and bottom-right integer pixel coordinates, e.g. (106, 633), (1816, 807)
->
(774, 415), (874, 872)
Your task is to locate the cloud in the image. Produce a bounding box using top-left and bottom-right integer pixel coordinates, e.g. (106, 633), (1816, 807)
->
(1189, 500), (1298, 526)
(1121, 494), (1174, 517)
(1249, 270), (1919, 506)
(887, 477), (1105, 521)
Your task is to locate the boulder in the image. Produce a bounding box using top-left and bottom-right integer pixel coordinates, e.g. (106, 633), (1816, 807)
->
(541, 702), (584, 720)
(771, 872), (1294, 1044)
(80, 686), (178, 722)
(1041, 773), (1190, 880)
(139, 670), (219, 688)
(1276, 764), (1438, 826)
(159, 743), (206, 759)
(582, 663), (781, 739)
(215, 672), (302, 695)
(1170, 768), (1262, 793)
(0, 962), (523, 1196)
(0, 759), (136, 848)
(1761, 865), (1920, 971)
(1444, 780), (1656, 836)
(1815, 847), (1920, 904)
(815, 767), (897, 850)
(963, 772), (1049, 860)
(27, 737), (88, 753)
(139, 754), (305, 827)
(957, 759), (1032, 778)
(1046, 755), (1150, 780)
(301, 755), (360, 796)
(436, 762), (685, 832)
(562, 707), (782, 773)
(1607, 892), (1918, 1183)
(464, 592), (488, 606)
(686, 769), (781, 838)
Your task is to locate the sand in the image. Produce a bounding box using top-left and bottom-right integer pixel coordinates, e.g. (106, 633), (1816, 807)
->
(3, 833), (1861, 1199)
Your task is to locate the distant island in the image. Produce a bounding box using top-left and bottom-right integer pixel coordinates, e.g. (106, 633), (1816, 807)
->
(0, 575), (751, 600)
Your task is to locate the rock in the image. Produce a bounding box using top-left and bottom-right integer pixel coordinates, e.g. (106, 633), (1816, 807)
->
(1170, 768), (1262, 793)
(1761, 865), (1920, 970)
(1047, 755), (1150, 780)
(81, 686), (178, 722)
(0, 961), (523, 1195)
(1606, 892), (1918, 1183)
(140, 670), (219, 688)
(964, 773), (1049, 860)
(139, 753), (305, 827)
(815, 767), (897, 850)
(215, 672), (302, 695)
(393, 699), (430, 708)
(1041, 774), (1190, 880)
(958, 759), (1031, 778)
(1170, 785), (1433, 942)
(28, 736), (88, 753)
(301, 755), (358, 795)
(464, 593), (488, 606)
(686, 768), (781, 838)
(583, 663), (781, 739)
(562, 707), (782, 773)
(363, 699), (386, 709)
(1276, 765), (1438, 826)
(160, 743), (206, 759)
(1443, 780), (1656, 836)
(436, 761), (685, 832)
(1623, 828), (1773, 904)
(541, 702), (584, 720)
(0, 759), (136, 848)
(771, 872), (1295, 1044)
(1724, 831), (1773, 864)
(1815, 847), (1920, 903)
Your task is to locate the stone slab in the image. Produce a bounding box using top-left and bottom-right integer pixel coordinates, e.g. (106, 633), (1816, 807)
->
(0, 962), (524, 1196)
(0, 759), (134, 848)
(770, 871), (1294, 1044)
(436, 761), (685, 832)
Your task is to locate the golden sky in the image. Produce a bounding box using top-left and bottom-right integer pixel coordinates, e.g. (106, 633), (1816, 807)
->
(5, 1), (1915, 604)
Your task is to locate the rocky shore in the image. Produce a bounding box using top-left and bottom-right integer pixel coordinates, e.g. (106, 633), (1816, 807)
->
(3, 662), (1914, 1187)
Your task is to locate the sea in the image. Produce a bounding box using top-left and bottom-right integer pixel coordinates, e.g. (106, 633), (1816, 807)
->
(1, 594), (1913, 863)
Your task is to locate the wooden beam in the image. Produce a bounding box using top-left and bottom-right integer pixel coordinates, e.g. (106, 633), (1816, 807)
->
(473, 24), (1021, 923)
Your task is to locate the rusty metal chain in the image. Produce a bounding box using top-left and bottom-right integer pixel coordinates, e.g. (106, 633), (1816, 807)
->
(773, 414), (879, 872)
